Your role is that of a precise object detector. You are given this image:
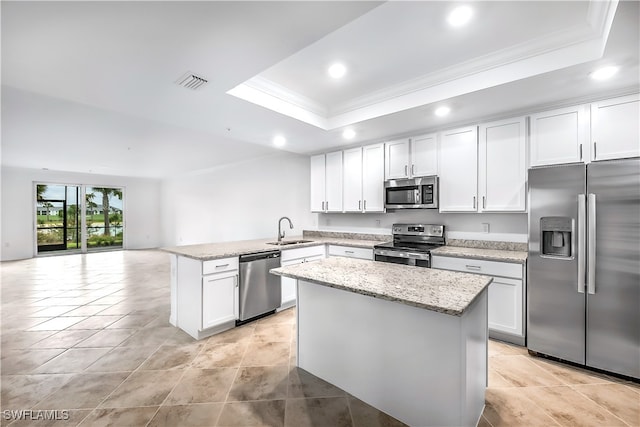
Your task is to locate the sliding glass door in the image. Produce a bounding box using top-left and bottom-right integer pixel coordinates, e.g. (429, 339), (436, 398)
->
(35, 183), (124, 255)
(86, 187), (123, 251)
(36, 185), (79, 253)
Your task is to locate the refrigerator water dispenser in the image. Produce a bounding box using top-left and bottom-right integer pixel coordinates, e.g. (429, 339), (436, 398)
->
(540, 217), (573, 258)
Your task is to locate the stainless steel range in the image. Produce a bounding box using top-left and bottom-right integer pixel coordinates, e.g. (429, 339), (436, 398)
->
(374, 223), (445, 268)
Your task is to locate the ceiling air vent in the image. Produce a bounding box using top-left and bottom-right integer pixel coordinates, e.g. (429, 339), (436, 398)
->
(175, 72), (208, 90)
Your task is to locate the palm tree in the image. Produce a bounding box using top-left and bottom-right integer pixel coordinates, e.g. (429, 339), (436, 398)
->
(36, 184), (48, 201)
(42, 201), (53, 222)
(91, 188), (123, 236)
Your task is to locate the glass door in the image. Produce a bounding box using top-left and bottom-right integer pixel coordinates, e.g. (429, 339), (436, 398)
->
(35, 183), (124, 254)
(36, 184), (80, 253)
(85, 187), (124, 251)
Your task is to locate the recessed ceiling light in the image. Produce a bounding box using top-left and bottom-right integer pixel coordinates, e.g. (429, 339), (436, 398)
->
(328, 63), (347, 79)
(342, 129), (356, 140)
(273, 136), (286, 147)
(448, 6), (473, 27)
(590, 65), (619, 81)
(435, 106), (451, 117)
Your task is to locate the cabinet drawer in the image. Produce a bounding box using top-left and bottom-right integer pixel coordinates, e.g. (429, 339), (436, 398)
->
(328, 245), (374, 260)
(431, 255), (522, 279)
(203, 257), (239, 275)
(281, 245), (326, 262)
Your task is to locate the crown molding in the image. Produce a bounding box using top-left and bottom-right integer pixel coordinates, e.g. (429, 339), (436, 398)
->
(228, 0), (619, 131)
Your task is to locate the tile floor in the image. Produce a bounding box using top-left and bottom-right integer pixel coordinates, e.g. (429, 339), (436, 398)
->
(1, 250), (638, 427)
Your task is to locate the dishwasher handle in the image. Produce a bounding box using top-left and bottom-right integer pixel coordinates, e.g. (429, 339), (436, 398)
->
(239, 251), (281, 263)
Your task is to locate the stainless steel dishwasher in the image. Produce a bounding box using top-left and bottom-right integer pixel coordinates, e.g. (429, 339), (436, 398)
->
(238, 250), (281, 323)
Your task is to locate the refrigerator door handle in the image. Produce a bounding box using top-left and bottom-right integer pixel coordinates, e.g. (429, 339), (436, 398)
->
(577, 194), (586, 294)
(587, 193), (596, 294)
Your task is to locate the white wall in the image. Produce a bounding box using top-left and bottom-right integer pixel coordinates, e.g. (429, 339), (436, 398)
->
(0, 166), (162, 261)
(161, 152), (314, 246)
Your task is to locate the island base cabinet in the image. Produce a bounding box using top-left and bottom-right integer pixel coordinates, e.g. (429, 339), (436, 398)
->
(296, 280), (487, 427)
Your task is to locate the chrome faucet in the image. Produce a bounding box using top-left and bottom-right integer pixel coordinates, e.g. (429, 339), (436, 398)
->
(278, 216), (294, 243)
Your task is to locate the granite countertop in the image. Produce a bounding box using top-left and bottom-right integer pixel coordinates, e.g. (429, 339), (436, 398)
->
(431, 246), (528, 263)
(271, 257), (492, 316)
(161, 235), (384, 261)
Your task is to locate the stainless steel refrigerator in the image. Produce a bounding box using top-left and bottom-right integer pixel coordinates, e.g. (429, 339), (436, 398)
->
(528, 158), (640, 379)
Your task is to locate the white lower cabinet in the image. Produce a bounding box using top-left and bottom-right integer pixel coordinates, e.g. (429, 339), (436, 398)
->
(176, 255), (239, 340)
(431, 255), (526, 345)
(280, 245), (327, 309)
(328, 245), (373, 260)
(202, 270), (238, 329)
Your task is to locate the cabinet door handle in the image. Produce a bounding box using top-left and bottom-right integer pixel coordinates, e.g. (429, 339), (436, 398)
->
(593, 142), (597, 160)
(473, 196), (476, 209)
(465, 265), (482, 271)
(326, 201), (328, 211)
(345, 250), (355, 254)
(579, 143), (583, 161)
(482, 196), (486, 209)
(321, 201), (324, 211)
(235, 276), (239, 288)
(359, 200), (361, 210)
(363, 200), (367, 210)
(404, 165), (408, 176)
(411, 164), (416, 175)
(216, 264), (229, 269)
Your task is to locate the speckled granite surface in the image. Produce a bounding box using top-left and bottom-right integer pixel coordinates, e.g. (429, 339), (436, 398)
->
(432, 246), (527, 263)
(271, 257), (492, 316)
(161, 235), (381, 261)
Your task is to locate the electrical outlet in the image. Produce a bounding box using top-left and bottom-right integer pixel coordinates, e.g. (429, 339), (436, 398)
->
(482, 223), (490, 233)
(375, 220), (381, 227)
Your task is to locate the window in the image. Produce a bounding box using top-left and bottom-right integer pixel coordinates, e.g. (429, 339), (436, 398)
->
(35, 183), (124, 255)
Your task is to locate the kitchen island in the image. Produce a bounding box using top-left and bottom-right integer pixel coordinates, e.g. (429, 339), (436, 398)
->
(271, 257), (492, 427)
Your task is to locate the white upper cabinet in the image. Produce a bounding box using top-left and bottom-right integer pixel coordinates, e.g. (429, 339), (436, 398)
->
(384, 139), (410, 180)
(385, 135), (438, 180)
(311, 144), (382, 214)
(342, 144), (384, 213)
(362, 143), (385, 212)
(439, 126), (479, 212)
(411, 133), (438, 177)
(591, 94), (640, 161)
(343, 147), (363, 212)
(529, 105), (588, 167)
(310, 154), (326, 212)
(310, 151), (343, 212)
(479, 117), (527, 212)
(325, 151), (343, 212)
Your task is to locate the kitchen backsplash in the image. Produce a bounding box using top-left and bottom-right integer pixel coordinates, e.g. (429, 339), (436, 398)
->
(446, 239), (527, 252)
(303, 230), (391, 242)
(304, 229), (527, 252)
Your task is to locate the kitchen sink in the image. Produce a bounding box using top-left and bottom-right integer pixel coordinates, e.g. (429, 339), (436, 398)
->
(266, 240), (314, 246)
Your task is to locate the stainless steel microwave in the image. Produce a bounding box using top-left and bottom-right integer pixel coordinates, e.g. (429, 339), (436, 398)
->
(384, 176), (439, 209)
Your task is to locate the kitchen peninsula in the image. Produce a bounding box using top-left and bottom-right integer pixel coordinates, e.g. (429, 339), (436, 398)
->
(271, 257), (492, 427)
(162, 233), (386, 339)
